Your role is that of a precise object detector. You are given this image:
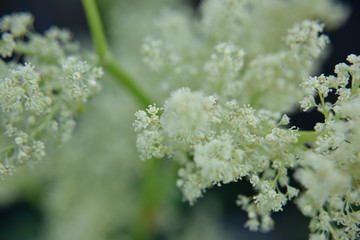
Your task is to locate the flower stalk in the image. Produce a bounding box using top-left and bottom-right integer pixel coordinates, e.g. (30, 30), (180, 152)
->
(81, 0), (151, 107)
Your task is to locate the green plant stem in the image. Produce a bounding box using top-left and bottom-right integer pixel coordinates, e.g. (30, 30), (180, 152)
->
(81, 0), (151, 107)
(0, 144), (16, 154)
(319, 93), (329, 121)
(81, 1), (176, 239)
(351, 76), (360, 98)
(296, 130), (318, 147)
(103, 60), (151, 107)
(81, 0), (110, 62)
(131, 159), (178, 240)
(15, 44), (57, 65)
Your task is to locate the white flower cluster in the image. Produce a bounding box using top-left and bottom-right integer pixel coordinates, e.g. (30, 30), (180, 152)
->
(296, 55), (360, 240)
(134, 0), (359, 238)
(142, 6), (333, 112)
(0, 63), (51, 113)
(200, 0), (347, 54)
(0, 12), (33, 37)
(62, 56), (103, 102)
(141, 35), (197, 93)
(221, 20), (330, 113)
(204, 42), (245, 94)
(0, 13), (102, 178)
(135, 88), (300, 226)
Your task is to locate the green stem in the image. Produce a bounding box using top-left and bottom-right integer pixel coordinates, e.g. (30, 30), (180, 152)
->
(318, 93), (329, 121)
(81, 2), (176, 240)
(103, 60), (151, 107)
(130, 159), (179, 240)
(81, 0), (151, 107)
(15, 44), (57, 65)
(351, 75), (360, 98)
(296, 130), (318, 147)
(81, 0), (110, 61)
(271, 170), (281, 185)
(0, 143), (17, 154)
(131, 159), (161, 240)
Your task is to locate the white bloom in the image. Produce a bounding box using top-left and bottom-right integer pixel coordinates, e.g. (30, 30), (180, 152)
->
(161, 88), (213, 142)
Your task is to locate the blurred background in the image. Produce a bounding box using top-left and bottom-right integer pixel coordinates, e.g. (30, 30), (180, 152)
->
(0, 0), (359, 239)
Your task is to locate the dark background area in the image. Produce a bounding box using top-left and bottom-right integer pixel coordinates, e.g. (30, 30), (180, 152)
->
(0, 0), (87, 34)
(0, 0), (359, 239)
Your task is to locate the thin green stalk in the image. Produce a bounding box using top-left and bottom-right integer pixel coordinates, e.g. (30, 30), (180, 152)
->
(0, 144), (16, 153)
(129, 158), (178, 240)
(131, 159), (163, 240)
(103, 60), (151, 107)
(296, 130), (318, 147)
(15, 44), (57, 64)
(81, 0), (110, 61)
(319, 93), (329, 121)
(81, 2), (176, 240)
(351, 76), (360, 98)
(81, 0), (151, 107)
